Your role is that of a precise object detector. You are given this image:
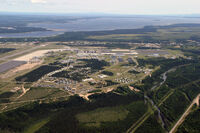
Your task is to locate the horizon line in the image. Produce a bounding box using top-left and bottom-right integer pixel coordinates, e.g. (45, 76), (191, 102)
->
(0, 11), (200, 16)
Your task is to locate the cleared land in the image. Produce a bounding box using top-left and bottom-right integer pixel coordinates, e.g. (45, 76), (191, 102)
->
(169, 94), (200, 133)
(14, 49), (62, 61)
(23, 118), (50, 133)
(76, 106), (129, 127)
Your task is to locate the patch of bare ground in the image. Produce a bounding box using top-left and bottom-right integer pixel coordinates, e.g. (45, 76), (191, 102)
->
(79, 94), (90, 101)
(14, 49), (63, 62)
(0, 85), (30, 112)
(104, 87), (114, 93)
(16, 85), (30, 99)
(79, 88), (115, 100)
(129, 86), (140, 92)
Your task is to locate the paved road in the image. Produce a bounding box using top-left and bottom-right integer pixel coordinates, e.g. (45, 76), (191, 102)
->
(0, 46), (41, 62)
(169, 94), (200, 133)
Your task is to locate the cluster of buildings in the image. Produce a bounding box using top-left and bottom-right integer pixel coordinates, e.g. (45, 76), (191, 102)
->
(115, 77), (134, 84)
(64, 86), (76, 94)
(37, 77), (77, 93)
(74, 48), (138, 59)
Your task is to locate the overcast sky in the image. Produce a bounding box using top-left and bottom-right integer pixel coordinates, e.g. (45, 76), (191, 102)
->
(1, 0), (200, 15)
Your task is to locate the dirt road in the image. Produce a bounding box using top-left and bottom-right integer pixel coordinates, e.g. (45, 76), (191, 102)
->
(169, 93), (200, 133)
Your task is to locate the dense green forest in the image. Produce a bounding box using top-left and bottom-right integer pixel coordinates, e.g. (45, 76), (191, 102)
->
(1, 58), (200, 133)
(0, 48), (15, 54)
(16, 65), (61, 82)
(134, 57), (195, 91)
(0, 87), (147, 133)
(133, 58), (200, 131)
(177, 106), (200, 133)
(52, 59), (110, 82)
(135, 114), (165, 133)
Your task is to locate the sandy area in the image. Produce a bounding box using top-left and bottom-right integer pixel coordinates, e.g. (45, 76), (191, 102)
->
(79, 94), (90, 101)
(14, 49), (63, 61)
(83, 78), (94, 82)
(104, 88), (114, 93)
(129, 86), (140, 92)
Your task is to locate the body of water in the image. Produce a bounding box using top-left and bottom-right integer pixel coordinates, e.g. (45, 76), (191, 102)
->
(1, 16), (200, 38)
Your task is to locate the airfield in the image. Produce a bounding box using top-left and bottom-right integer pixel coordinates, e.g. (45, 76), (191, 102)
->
(0, 41), (182, 112)
(0, 37), (199, 133)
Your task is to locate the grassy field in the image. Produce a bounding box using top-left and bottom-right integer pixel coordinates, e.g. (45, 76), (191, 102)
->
(17, 87), (68, 101)
(0, 86), (69, 113)
(86, 26), (200, 42)
(23, 118), (50, 133)
(76, 106), (129, 127)
(74, 100), (148, 132)
(88, 34), (143, 40)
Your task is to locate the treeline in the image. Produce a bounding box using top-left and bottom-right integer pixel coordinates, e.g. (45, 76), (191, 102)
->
(101, 71), (114, 76)
(155, 63), (200, 130)
(135, 58), (195, 91)
(135, 114), (165, 133)
(159, 90), (191, 130)
(37, 87), (145, 133)
(0, 95), (86, 133)
(169, 46), (200, 58)
(0, 48), (15, 54)
(52, 70), (87, 82)
(57, 43), (132, 49)
(0, 92), (15, 104)
(0, 87), (146, 133)
(165, 63), (200, 88)
(177, 107), (200, 133)
(16, 65), (61, 82)
(78, 59), (110, 73)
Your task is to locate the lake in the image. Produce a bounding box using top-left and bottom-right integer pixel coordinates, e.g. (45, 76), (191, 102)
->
(1, 16), (200, 38)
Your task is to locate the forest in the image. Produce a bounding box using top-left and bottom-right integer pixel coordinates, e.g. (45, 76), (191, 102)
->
(0, 87), (147, 133)
(0, 48), (15, 54)
(15, 65), (61, 82)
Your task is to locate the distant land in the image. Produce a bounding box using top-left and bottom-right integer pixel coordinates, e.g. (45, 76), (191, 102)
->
(0, 14), (200, 38)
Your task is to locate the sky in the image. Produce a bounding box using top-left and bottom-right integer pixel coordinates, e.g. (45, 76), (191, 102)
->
(1, 0), (200, 15)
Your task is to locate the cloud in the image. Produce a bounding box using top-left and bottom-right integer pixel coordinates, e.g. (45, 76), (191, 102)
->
(31, 0), (47, 3)
(1, 0), (200, 14)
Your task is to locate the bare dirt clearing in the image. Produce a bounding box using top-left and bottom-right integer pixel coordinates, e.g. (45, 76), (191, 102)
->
(14, 49), (63, 61)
